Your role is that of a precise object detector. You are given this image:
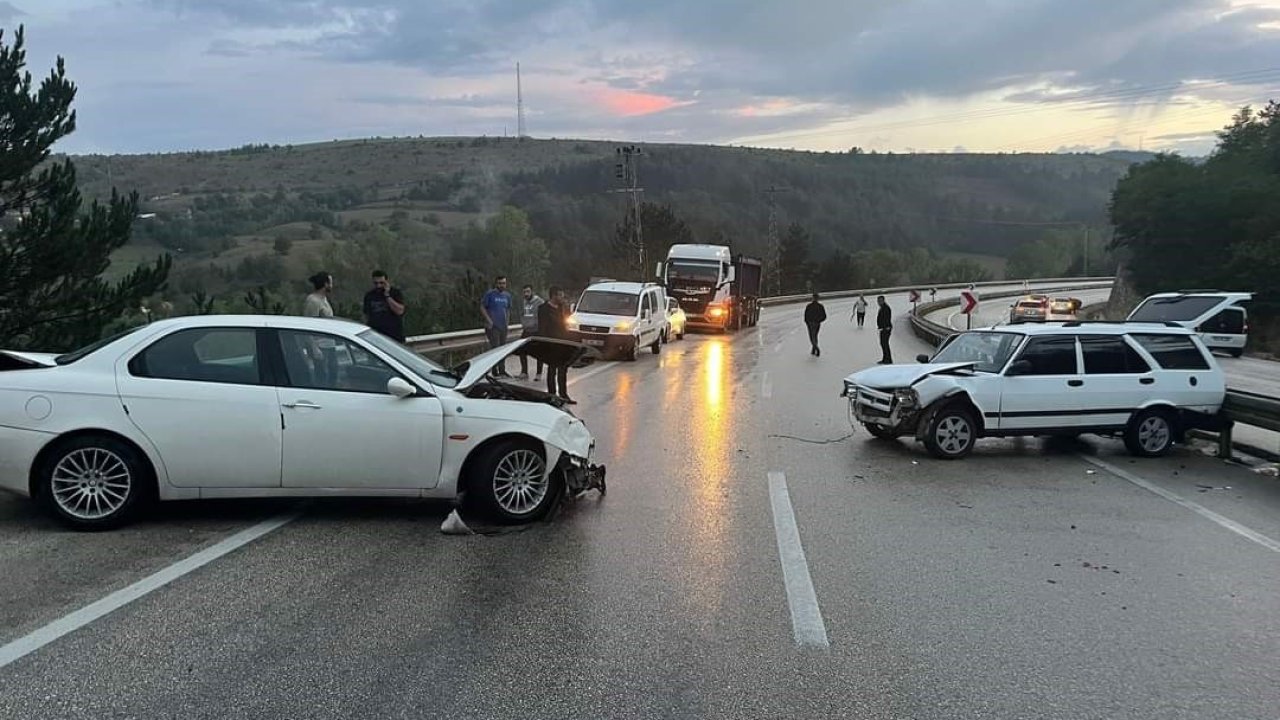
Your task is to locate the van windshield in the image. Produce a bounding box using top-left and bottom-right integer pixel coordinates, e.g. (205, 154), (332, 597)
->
(576, 290), (639, 316)
(1128, 296), (1224, 322)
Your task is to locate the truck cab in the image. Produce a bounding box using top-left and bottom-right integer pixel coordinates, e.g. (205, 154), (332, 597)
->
(658, 244), (760, 331)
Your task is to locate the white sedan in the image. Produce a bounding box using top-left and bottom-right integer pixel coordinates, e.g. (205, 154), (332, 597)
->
(0, 315), (605, 530)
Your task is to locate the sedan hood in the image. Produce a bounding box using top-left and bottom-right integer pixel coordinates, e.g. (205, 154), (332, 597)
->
(453, 338), (595, 390)
(844, 362), (976, 390)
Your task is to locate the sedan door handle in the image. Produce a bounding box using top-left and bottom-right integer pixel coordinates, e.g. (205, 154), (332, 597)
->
(1139, 377), (1155, 385)
(1067, 380), (1084, 387)
(282, 400), (322, 409)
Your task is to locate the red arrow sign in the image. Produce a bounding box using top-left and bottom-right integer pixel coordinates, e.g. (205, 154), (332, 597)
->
(960, 290), (979, 314)
(908, 289), (920, 302)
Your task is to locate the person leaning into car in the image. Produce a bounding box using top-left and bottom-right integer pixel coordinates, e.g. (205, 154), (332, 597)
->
(537, 286), (575, 404)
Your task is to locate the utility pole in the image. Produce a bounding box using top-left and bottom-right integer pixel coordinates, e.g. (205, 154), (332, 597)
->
(765, 185), (789, 296)
(516, 62), (526, 139)
(612, 146), (645, 278)
(1083, 225), (1090, 276)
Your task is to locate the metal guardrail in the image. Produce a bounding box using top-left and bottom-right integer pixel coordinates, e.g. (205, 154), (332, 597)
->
(409, 277), (1117, 361)
(909, 288), (1280, 460)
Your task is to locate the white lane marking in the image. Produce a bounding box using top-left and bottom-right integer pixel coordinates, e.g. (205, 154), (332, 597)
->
(767, 472), (830, 648)
(773, 341), (784, 353)
(761, 372), (773, 398)
(758, 330), (765, 347)
(0, 511), (300, 669)
(566, 361), (614, 387)
(1082, 455), (1280, 554)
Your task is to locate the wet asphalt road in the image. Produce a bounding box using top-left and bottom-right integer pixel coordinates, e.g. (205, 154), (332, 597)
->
(2, 287), (1279, 719)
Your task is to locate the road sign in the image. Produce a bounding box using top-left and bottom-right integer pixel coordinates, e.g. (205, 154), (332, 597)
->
(960, 290), (978, 314)
(908, 289), (921, 303)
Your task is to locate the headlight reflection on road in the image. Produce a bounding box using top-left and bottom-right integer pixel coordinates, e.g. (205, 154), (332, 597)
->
(611, 371), (633, 458)
(687, 338), (732, 612)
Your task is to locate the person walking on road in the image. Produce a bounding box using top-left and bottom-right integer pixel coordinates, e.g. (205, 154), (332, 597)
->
(538, 286), (575, 404)
(851, 294), (868, 328)
(517, 284), (545, 382)
(481, 275), (513, 377)
(876, 295), (894, 364)
(804, 292), (827, 357)
(363, 270), (406, 343)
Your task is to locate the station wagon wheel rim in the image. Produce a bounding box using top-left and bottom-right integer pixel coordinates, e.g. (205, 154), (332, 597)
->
(935, 415), (973, 455)
(50, 448), (132, 520)
(493, 449), (547, 516)
(1138, 415), (1171, 453)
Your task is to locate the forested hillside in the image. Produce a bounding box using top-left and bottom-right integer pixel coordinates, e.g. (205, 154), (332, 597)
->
(70, 137), (1142, 334)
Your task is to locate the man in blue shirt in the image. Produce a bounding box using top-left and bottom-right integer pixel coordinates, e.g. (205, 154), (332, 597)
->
(481, 275), (513, 377)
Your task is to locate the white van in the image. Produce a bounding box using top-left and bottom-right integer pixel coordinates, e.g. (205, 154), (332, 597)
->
(1125, 291), (1253, 357)
(566, 282), (667, 360)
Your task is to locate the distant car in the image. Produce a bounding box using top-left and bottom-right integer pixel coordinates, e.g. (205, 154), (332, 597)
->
(664, 296), (687, 342)
(841, 323), (1227, 460)
(1009, 295), (1049, 323)
(0, 316), (604, 530)
(1126, 291), (1252, 357)
(1045, 297), (1081, 322)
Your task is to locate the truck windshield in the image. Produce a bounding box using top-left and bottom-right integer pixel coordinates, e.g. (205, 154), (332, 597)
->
(931, 331), (1024, 373)
(1128, 296), (1223, 322)
(668, 261), (720, 283)
(576, 291), (639, 316)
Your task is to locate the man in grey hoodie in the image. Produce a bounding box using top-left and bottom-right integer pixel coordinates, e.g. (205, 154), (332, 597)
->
(517, 284), (545, 381)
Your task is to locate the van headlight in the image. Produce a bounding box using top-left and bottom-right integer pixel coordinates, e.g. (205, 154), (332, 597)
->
(893, 388), (918, 408)
(613, 320), (633, 333)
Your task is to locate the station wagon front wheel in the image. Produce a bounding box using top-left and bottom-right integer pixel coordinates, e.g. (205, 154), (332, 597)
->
(1124, 408), (1176, 457)
(923, 405), (977, 460)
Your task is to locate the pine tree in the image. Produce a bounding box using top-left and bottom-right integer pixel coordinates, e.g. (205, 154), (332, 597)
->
(0, 27), (170, 351)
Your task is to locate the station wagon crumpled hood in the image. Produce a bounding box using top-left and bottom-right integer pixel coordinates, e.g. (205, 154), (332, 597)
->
(843, 362), (976, 390)
(453, 338), (595, 390)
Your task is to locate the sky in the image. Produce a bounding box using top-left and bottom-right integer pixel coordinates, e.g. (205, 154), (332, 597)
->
(4, 0), (1280, 156)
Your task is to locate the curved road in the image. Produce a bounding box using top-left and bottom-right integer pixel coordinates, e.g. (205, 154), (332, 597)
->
(928, 287), (1280, 398)
(2, 284), (1279, 720)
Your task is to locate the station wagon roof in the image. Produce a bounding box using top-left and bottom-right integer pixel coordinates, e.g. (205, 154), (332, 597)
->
(972, 322), (1199, 337)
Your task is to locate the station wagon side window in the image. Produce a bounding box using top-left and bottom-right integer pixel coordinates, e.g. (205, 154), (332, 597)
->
(1081, 335), (1150, 375)
(1130, 334), (1212, 370)
(129, 328), (264, 386)
(1009, 336), (1078, 376)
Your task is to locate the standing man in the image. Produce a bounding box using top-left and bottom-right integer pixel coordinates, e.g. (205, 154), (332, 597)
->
(480, 275), (513, 377)
(929, 287), (937, 303)
(303, 271), (336, 385)
(851, 294), (868, 328)
(804, 292), (827, 357)
(876, 295), (894, 364)
(363, 270), (406, 342)
(538, 286), (574, 404)
(303, 272), (334, 318)
(517, 284), (545, 382)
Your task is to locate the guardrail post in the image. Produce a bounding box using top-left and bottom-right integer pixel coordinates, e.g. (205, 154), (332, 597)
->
(1217, 420), (1234, 459)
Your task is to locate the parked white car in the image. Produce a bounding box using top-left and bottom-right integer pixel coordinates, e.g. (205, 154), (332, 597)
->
(0, 316), (605, 530)
(842, 323), (1227, 459)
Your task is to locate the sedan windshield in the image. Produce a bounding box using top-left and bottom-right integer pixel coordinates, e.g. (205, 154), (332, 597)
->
(576, 290), (639, 316)
(358, 329), (459, 388)
(931, 331), (1025, 373)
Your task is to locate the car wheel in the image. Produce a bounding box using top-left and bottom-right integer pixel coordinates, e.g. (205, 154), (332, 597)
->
(651, 336), (661, 355)
(1228, 349), (1243, 358)
(37, 435), (149, 531)
(863, 423), (900, 440)
(622, 337), (638, 361)
(470, 439), (560, 523)
(923, 404), (977, 460)
(1124, 408), (1176, 457)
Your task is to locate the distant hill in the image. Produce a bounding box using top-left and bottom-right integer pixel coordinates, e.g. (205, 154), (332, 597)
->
(65, 136), (1142, 330)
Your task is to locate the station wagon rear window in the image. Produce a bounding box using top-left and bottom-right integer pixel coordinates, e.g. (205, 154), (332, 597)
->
(1128, 296), (1222, 322)
(1130, 334), (1211, 370)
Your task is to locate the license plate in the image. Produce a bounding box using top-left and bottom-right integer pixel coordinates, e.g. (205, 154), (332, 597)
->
(584, 339), (605, 347)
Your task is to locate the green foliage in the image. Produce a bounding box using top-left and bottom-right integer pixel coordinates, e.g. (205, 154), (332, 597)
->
(612, 202), (694, 280)
(243, 286), (286, 315)
(779, 222), (811, 293)
(273, 235), (292, 255)
(1110, 102), (1280, 316)
(0, 26), (169, 351)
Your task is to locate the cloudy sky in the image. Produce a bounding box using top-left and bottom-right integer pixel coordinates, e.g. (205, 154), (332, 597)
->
(5, 0), (1280, 155)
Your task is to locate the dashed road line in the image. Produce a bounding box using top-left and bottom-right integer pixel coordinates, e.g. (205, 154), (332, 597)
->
(767, 471), (829, 648)
(761, 372), (773, 398)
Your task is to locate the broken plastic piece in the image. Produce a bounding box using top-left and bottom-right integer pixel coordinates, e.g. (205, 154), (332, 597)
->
(440, 509), (474, 535)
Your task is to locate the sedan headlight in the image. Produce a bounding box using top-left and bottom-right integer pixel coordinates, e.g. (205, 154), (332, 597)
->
(893, 388), (919, 408)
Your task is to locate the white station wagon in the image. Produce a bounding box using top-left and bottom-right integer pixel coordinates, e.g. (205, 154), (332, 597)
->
(0, 316), (605, 530)
(842, 323), (1228, 459)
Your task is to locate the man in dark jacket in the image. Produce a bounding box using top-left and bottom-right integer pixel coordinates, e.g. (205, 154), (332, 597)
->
(537, 286), (575, 403)
(804, 292), (827, 357)
(876, 295), (894, 364)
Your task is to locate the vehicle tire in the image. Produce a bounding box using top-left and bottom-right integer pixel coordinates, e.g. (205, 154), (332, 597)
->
(1228, 349), (1243, 358)
(922, 404), (978, 460)
(1124, 407), (1177, 457)
(651, 336), (661, 355)
(623, 338), (639, 361)
(863, 423), (901, 440)
(661, 329), (669, 345)
(36, 435), (150, 531)
(469, 438), (560, 523)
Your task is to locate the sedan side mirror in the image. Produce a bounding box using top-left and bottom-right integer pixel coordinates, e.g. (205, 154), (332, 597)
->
(916, 353), (931, 364)
(387, 377), (417, 398)
(1006, 359), (1033, 377)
